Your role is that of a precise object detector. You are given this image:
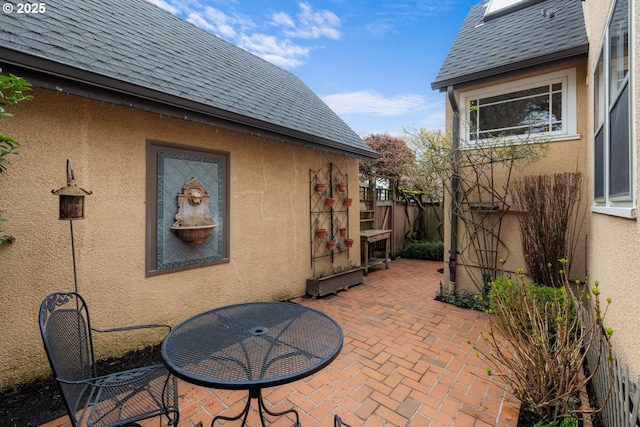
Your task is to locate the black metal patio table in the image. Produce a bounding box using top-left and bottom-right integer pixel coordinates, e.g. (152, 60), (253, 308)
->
(161, 302), (343, 427)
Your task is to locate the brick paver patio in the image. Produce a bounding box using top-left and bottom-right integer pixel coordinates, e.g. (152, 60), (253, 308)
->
(40, 258), (520, 427)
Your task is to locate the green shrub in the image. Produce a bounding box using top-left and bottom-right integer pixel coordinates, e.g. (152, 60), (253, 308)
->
(435, 288), (488, 311)
(401, 240), (444, 260)
(0, 69), (33, 244)
(470, 267), (614, 423)
(488, 276), (575, 342)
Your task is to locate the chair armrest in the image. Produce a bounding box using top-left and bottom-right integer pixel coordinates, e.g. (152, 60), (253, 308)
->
(57, 364), (167, 387)
(92, 323), (171, 334)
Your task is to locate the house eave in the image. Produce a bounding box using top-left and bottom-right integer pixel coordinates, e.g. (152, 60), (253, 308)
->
(1, 49), (379, 160)
(431, 46), (589, 92)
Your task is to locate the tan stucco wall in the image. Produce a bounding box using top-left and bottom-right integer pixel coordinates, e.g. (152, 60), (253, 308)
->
(442, 61), (590, 295)
(582, 0), (640, 379)
(443, 0), (640, 381)
(0, 88), (361, 389)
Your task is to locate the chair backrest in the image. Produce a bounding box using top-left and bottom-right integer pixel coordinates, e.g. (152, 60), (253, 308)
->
(39, 292), (97, 425)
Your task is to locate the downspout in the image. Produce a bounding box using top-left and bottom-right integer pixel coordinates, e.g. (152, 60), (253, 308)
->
(447, 85), (459, 292)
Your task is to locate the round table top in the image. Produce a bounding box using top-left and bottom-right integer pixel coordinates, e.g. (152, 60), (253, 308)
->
(161, 302), (343, 390)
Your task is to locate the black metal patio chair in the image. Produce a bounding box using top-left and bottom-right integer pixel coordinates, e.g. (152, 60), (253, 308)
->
(334, 415), (352, 427)
(39, 292), (179, 427)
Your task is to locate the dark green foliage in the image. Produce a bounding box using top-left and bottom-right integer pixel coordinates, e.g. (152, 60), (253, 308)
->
(401, 240), (444, 260)
(0, 69), (33, 173)
(435, 288), (488, 311)
(0, 69), (32, 245)
(488, 276), (575, 343)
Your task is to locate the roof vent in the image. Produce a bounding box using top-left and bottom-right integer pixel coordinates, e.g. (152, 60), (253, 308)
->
(541, 0), (581, 19)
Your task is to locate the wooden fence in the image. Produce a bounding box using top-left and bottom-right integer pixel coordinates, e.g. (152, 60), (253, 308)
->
(580, 304), (640, 426)
(362, 187), (443, 258)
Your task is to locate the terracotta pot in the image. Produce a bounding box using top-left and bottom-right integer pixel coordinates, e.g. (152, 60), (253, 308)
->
(316, 228), (327, 239)
(325, 197), (335, 207)
(315, 183), (326, 193)
(337, 182), (347, 192)
(339, 227), (347, 237)
(326, 240), (337, 250)
(343, 197), (353, 207)
(345, 238), (354, 248)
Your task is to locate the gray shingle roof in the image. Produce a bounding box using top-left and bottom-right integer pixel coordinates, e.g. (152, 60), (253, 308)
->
(0, 0), (377, 159)
(431, 0), (588, 91)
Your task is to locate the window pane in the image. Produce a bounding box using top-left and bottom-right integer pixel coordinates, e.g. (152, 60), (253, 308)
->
(469, 100), (478, 141)
(463, 73), (570, 145)
(480, 85), (548, 105)
(594, 127), (604, 199)
(551, 92), (562, 130)
(477, 89), (559, 135)
(519, 94), (553, 133)
(479, 100), (528, 131)
(609, 83), (629, 197)
(594, 53), (605, 129)
(609, 0), (628, 102)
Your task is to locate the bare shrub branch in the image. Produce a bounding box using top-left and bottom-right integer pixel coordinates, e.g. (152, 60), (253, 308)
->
(512, 173), (584, 287)
(470, 268), (614, 422)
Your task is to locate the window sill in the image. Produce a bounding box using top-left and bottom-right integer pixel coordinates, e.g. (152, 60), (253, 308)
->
(549, 133), (581, 142)
(590, 205), (637, 219)
(462, 133), (581, 149)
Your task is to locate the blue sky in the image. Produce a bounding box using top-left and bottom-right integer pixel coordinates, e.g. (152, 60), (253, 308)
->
(146, 0), (479, 137)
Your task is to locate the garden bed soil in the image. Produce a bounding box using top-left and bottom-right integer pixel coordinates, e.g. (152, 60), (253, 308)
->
(517, 408), (602, 427)
(516, 383), (604, 427)
(0, 344), (163, 426)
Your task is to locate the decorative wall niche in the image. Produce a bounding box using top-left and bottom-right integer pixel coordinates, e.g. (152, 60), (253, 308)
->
(146, 140), (230, 276)
(171, 178), (217, 244)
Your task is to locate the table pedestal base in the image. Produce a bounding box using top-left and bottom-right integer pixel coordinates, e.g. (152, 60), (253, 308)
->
(211, 388), (300, 427)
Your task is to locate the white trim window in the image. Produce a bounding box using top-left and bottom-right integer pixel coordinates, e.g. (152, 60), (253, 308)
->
(592, 0), (635, 218)
(460, 69), (578, 145)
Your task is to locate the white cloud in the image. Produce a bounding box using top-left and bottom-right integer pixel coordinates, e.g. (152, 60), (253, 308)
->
(322, 91), (448, 135)
(418, 110), (446, 132)
(271, 11), (295, 29)
(201, 6), (241, 39)
(145, 0), (340, 69)
(365, 21), (393, 38)
(322, 91), (428, 117)
(185, 12), (219, 34)
(273, 2), (341, 40)
(363, 1), (458, 37)
(237, 33), (310, 68)
(145, 0), (178, 14)
(183, 5), (256, 40)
